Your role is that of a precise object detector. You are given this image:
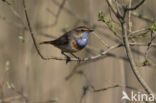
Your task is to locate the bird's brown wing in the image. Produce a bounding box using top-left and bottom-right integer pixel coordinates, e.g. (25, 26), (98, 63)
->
(51, 32), (69, 46)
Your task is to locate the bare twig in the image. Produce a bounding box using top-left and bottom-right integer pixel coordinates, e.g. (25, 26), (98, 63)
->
(50, 0), (66, 27)
(108, 7), (119, 25)
(43, 0), (89, 29)
(124, 0), (145, 11)
(23, 0), (58, 60)
(129, 42), (156, 47)
(102, 20), (122, 40)
(46, 8), (56, 17)
(80, 71), (143, 92)
(42, 0), (67, 28)
(80, 84), (145, 103)
(79, 71), (146, 103)
(51, 0), (80, 20)
(132, 12), (155, 23)
(145, 32), (156, 59)
(93, 84), (144, 93)
(123, 0), (146, 19)
(106, 0), (117, 18)
(129, 26), (151, 35)
(128, 0), (132, 32)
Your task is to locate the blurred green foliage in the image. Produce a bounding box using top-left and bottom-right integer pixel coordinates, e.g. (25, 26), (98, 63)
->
(143, 59), (150, 66)
(152, 22), (156, 32)
(18, 33), (25, 43)
(1, 0), (15, 5)
(6, 81), (15, 89)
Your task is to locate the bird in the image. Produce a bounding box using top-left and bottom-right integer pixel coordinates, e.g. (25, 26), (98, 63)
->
(40, 26), (93, 63)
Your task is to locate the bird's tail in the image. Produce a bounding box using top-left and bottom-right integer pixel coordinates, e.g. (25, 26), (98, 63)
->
(39, 41), (52, 45)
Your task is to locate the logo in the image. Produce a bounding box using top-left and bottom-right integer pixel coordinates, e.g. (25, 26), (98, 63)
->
(121, 90), (154, 102)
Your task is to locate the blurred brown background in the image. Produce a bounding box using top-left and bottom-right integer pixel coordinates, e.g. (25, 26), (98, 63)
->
(0, 0), (156, 103)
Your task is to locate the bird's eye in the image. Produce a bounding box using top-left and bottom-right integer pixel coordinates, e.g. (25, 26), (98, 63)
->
(81, 29), (85, 32)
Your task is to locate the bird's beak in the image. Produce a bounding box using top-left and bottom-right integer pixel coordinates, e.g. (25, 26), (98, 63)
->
(89, 29), (94, 32)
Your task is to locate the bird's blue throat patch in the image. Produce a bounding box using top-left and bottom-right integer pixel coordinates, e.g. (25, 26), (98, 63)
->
(76, 32), (89, 48)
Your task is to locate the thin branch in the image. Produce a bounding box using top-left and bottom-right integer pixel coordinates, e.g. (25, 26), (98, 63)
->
(50, 0), (105, 29)
(80, 71), (143, 92)
(79, 71), (144, 103)
(66, 43), (151, 80)
(83, 44), (122, 61)
(145, 32), (156, 59)
(132, 12), (155, 23)
(93, 84), (144, 93)
(128, 0), (132, 32)
(49, 0), (66, 27)
(79, 84), (145, 103)
(129, 26), (151, 35)
(46, 8), (56, 17)
(125, 0), (145, 11)
(108, 7), (120, 25)
(123, 0), (146, 18)
(42, 0), (67, 28)
(106, 0), (123, 21)
(42, 0), (89, 29)
(50, 0), (82, 20)
(67, 44), (123, 80)
(53, 0), (66, 20)
(101, 20), (122, 40)
(23, 0), (56, 60)
(129, 42), (156, 47)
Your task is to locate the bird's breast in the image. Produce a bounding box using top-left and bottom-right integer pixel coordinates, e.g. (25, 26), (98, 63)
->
(72, 41), (84, 50)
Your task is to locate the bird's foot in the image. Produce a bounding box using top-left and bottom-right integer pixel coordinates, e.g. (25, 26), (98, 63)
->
(76, 57), (81, 63)
(70, 53), (81, 63)
(66, 56), (71, 64)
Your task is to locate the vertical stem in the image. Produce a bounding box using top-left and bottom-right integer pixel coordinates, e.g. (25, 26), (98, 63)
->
(121, 21), (156, 102)
(128, 0), (132, 32)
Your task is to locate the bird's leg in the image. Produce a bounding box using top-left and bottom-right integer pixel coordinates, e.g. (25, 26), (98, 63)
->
(70, 53), (81, 63)
(61, 51), (71, 64)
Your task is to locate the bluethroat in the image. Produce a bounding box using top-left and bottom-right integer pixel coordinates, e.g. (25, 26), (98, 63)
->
(40, 26), (93, 63)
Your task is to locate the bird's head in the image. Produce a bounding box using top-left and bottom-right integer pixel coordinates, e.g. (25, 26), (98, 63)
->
(74, 26), (94, 35)
(74, 26), (94, 49)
